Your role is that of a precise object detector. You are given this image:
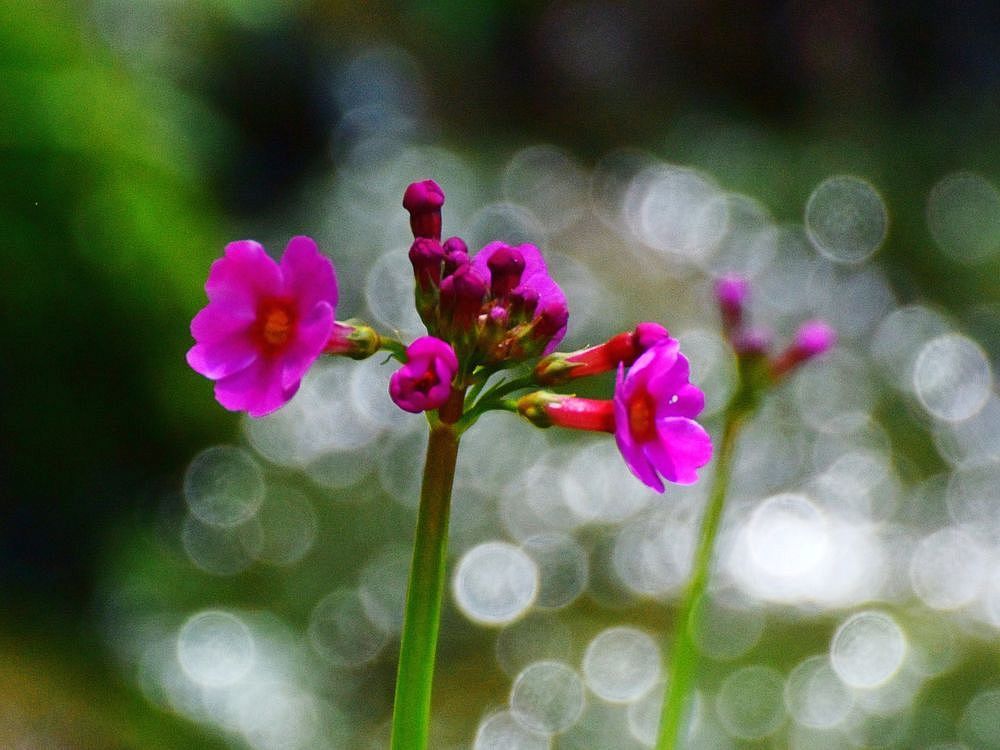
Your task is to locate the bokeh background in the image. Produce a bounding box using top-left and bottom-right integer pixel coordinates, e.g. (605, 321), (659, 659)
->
(3, 1), (1000, 748)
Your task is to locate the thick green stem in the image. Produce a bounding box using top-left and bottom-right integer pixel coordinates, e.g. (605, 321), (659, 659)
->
(390, 423), (460, 750)
(655, 405), (745, 750)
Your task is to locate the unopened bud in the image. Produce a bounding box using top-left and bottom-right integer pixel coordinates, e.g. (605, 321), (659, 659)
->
(517, 391), (615, 432)
(324, 320), (382, 359)
(715, 274), (749, 334)
(535, 323), (670, 385)
(402, 180), (445, 240)
(486, 245), (526, 298)
(409, 238), (444, 292)
(771, 319), (837, 378)
(440, 264), (488, 332)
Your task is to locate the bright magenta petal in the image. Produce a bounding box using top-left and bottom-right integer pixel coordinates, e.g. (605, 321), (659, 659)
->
(190, 302), (255, 343)
(658, 382), (705, 420)
(214, 358), (288, 417)
(280, 236), (338, 315)
(187, 335), (258, 380)
(205, 240), (282, 310)
(646, 418), (713, 485)
(278, 301), (334, 390)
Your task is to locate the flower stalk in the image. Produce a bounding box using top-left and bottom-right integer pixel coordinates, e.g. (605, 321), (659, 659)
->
(390, 421), (461, 750)
(654, 393), (750, 750)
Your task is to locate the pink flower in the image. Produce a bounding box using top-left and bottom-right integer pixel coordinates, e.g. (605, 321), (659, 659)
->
(613, 338), (712, 490)
(187, 237), (337, 418)
(389, 336), (459, 413)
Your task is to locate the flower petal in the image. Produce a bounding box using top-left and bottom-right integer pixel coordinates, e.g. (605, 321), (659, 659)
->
(186, 335), (258, 380)
(213, 357), (288, 418)
(279, 301), (335, 390)
(190, 301), (256, 344)
(205, 240), (282, 310)
(646, 352), (691, 402)
(280, 236), (338, 314)
(645, 417), (713, 485)
(657, 382), (705, 420)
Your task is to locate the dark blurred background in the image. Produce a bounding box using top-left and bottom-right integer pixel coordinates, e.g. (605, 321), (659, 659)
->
(2, 1), (998, 747)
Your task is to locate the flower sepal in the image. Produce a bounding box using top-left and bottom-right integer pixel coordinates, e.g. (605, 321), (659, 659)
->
(324, 319), (383, 360)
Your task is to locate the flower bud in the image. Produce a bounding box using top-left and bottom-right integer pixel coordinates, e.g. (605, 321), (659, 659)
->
(715, 274), (749, 334)
(486, 245), (526, 298)
(516, 391), (615, 432)
(732, 326), (772, 357)
(443, 248), (469, 278)
(508, 287), (539, 323)
(770, 319), (837, 378)
(439, 264), (488, 333)
(323, 320), (381, 359)
(443, 236), (468, 256)
(402, 180), (445, 240)
(535, 322), (670, 385)
(409, 238), (445, 291)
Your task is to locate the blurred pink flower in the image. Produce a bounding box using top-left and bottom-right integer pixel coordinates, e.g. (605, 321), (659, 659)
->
(187, 237), (337, 418)
(389, 336), (459, 413)
(613, 338), (712, 490)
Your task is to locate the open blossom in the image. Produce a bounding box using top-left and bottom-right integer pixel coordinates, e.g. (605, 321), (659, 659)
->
(187, 237), (337, 418)
(613, 338), (712, 490)
(389, 336), (459, 413)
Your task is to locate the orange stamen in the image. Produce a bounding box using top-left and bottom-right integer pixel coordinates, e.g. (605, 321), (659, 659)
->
(628, 391), (657, 442)
(256, 299), (295, 353)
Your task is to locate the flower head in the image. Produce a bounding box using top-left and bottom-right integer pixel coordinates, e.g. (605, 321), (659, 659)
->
(613, 339), (712, 490)
(187, 237), (337, 418)
(389, 336), (459, 413)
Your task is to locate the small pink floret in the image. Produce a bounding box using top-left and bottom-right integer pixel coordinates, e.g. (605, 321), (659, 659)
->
(613, 338), (712, 491)
(389, 336), (459, 414)
(187, 236), (337, 418)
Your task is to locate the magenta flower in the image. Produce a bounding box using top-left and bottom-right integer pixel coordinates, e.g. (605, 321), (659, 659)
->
(473, 241), (569, 353)
(389, 336), (459, 413)
(187, 237), (337, 418)
(613, 338), (713, 490)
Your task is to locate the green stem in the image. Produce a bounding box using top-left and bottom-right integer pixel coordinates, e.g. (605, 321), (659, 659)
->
(390, 423), (461, 750)
(655, 403), (746, 750)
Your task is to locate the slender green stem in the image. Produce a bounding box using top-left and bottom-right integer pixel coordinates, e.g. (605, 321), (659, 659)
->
(390, 423), (461, 750)
(655, 404), (746, 750)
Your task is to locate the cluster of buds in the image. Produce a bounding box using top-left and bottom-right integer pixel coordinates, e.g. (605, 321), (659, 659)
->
(713, 274), (837, 381)
(404, 181), (568, 368)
